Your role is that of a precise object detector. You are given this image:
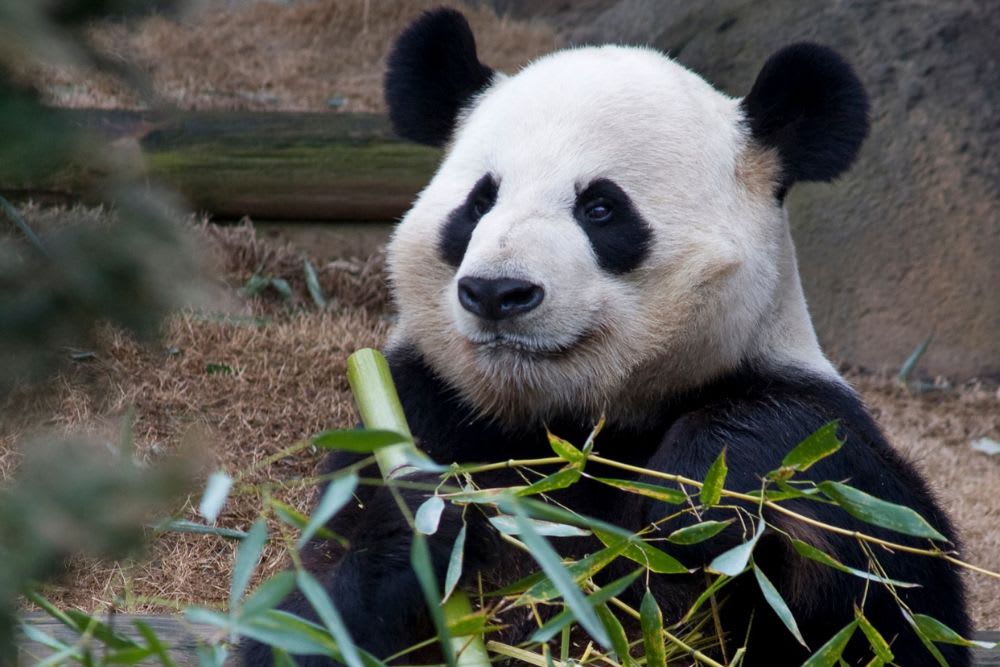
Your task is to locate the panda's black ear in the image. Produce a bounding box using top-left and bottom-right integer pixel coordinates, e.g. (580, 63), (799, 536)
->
(741, 43), (869, 196)
(384, 8), (494, 147)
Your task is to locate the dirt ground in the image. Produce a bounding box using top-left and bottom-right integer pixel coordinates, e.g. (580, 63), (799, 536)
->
(1, 214), (998, 629)
(26, 0), (560, 112)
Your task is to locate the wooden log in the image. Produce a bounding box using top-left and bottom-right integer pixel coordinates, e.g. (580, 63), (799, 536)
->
(17, 614), (1000, 665)
(0, 110), (441, 221)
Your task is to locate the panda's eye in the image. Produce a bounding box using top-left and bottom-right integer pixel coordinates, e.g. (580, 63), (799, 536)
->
(472, 196), (493, 218)
(584, 199), (614, 223)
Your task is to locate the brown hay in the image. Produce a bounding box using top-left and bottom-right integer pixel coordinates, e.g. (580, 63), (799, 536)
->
(33, 0), (561, 112)
(1, 212), (998, 628)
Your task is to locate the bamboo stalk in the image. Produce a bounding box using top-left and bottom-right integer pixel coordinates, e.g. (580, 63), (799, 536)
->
(345, 348), (492, 667)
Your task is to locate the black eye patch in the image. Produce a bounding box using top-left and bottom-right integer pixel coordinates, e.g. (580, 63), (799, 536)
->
(573, 179), (652, 274)
(439, 174), (498, 267)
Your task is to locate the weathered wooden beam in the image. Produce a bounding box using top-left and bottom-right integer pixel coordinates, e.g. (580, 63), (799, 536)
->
(17, 614), (1000, 665)
(0, 110), (441, 221)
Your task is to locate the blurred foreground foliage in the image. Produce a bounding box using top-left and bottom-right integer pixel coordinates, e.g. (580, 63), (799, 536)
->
(0, 0), (203, 662)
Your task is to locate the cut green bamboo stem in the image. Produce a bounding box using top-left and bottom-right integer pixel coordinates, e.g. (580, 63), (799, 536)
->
(346, 348), (492, 667)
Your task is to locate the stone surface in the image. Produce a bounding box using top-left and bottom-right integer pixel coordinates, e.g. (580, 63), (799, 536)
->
(489, 0), (1000, 380)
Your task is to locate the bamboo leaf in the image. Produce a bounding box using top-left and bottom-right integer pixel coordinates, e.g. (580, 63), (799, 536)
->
(780, 422), (843, 473)
(790, 538), (919, 588)
(443, 523), (466, 603)
(682, 574), (733, 623)
(700, 449), (727, 507)
(297, 569), (365, 667)
(707, 520), (765, 576)
(595, 604), (633, 666)
(666, 520), (733, 545)
(514, 541), (628, 602)
(512, 504), (611, 648)
(753, 563), (807, 648)
(411, 533), (458, 667)
(530, 568), (643, 644)
(515, 467), (582, 497)
(239, 571), (296, 619)
(304, 260), (327, 308)
(640, 589), (667, 667)
(908, 613), (996, 649)
(231, 519), (268, 610)
(415, 496), (446, 535)
(312, 429), (411, 453)
(297, 473), (358, 549)
(818, 481), (948, 541)
(199, 471), (233, 524)
(488, 515), (590, 537)
(854, 610), (894, 662)
(801, 620), (857, 667)
(595, 529), (688, 574)
(548, 431), (586, 466)
(593, 477), (687, 504)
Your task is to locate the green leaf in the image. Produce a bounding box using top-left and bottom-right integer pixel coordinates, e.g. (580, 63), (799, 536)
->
(512, 504), (611, 648)
(156, 519), (248, 540)
(233, 610), (337, 657)
(230, 519), (268, 610)
(595, 529), (688, 574)
(593, 477), (687, 504)
(640, 589), (667, 667)
(595, 604), (634, 666)
(790, 538), (919, 588)
(443, 523), (466, 602)
(855, 611), (894, 662)
(753, 563), (807, 648)
(707, 520), (765, 576)
(682, 574), (733, 623)
(270, 277), (293, 300)
(548, 431), (586, 466)
(515, 466), (582, 496)
(239, 571), (296, 619)
(303, 260), (327, 308)
(666, 520), (733, 545)
(488, 515), (590, 537)
(908, 613), (996, 649)
(415, 496), (447, 535)
(206, 362), (234, 375)
(297, 473), (358, 549)
(133, 620), (178, 667)
(780, 422), (842, 473)
(530, 568), (643, 644)
(199, 471), (233, 524)
(700, 448), (727, 507)
(411, 533), (457, 667)
(515, 541), (628, 602)
(801, 620), (857, 667)
(506, 496), (633, 539)
(818, 481), (948, 541)
(312, 429), (411, 453)
(297, 569), (365, 667)
(64, 610), (141, 650)
(196, 644), (227, 667)
(244, 274), (270, 295)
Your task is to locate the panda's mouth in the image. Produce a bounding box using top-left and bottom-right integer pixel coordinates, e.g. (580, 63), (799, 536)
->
(466, 331), (580, 357)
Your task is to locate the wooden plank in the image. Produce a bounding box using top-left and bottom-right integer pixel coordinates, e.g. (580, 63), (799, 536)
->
(0, 110), (441, 221)
(17, 614), (1000, 665)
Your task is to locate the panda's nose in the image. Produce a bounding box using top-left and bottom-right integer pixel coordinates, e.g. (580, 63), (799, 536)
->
(457, 276), (545, 321)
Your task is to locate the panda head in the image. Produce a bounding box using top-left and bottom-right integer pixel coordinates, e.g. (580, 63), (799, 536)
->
(385, 8), (869, 426)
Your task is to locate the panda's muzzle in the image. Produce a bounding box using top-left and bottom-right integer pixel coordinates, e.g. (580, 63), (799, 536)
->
(457, 276), (544, 321)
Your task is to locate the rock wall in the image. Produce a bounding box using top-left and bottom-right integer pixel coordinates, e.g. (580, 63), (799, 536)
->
(489, 0), (999, 380)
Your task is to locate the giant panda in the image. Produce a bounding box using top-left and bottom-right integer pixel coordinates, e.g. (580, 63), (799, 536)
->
(243, 8), (971, 666)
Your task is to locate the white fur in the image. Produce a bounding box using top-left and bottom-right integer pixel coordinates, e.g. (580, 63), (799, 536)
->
(388, 45), (839, 426)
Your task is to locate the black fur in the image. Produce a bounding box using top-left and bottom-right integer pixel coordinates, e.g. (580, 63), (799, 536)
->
(242, 348), (970, 666)
(439, 174), (498, 267)
(573, 179), (653, 275)
(384, 8), (494, 147)
(741, 43), (870, 199)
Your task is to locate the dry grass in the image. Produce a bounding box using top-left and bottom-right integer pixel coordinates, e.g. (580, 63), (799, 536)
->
(1, 213), (998, 628)
(32, 0), (561, 112)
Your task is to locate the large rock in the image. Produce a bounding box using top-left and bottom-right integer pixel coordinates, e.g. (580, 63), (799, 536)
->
(490, 0), (999, 381)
